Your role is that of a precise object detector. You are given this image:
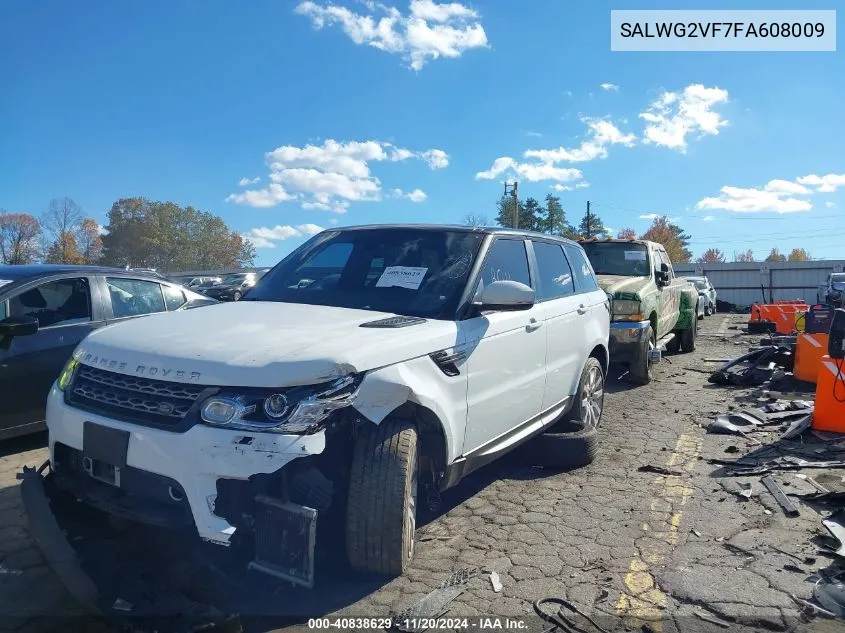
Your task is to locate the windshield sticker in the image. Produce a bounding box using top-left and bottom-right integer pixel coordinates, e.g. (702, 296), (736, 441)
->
(624, 251), (647, 261)
(375, 266), (428, 290)
(0, 279), (12, 289)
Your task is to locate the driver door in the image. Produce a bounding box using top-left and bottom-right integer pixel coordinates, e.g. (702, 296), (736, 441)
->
(461, 238), (547, 454)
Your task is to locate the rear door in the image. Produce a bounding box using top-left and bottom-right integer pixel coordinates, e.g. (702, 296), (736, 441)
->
(0, 275), (106, 434)
(530, 240), (583, 411)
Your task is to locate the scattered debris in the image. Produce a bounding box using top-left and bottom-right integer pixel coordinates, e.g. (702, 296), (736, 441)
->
(782, 414), (813, 440)
(534, 597), (610, 633)
(637, 465), (683, 476)
(739, 483), (753, 500)
(691, 529), (702, 538)
(489, 571), (502, 593)
(813, 572), (845, 618)
(708, 346), (787, 386)
(796, 473), (831, 494)
(711, 456), (845, 477)
(393, 568), (479, 632)
(725, 445), (740, 454)
(694, 609), (731, 628)
(782, 564), (806, 574)
(761, 475), (800, 517)
(822, 510), (845, 558)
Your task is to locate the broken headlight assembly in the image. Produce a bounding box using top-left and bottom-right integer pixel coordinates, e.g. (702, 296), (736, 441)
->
(611, 299), (644, 322)
(199, 373), (363, 434)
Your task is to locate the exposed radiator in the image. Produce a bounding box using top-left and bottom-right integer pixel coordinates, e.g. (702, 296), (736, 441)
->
(248, 494), (317, 588)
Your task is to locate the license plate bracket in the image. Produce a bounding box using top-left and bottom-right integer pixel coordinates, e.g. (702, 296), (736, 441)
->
(83, 422), (129, 468)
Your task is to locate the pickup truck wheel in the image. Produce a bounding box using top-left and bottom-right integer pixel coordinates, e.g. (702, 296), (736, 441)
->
(527, 420), (598, 470)
(680, 310), (698, 353)
(346, 418), (418, 576)
(629, 325), (655, 385)
(562, 357), (604, 430)
(703, 303), (711, 317)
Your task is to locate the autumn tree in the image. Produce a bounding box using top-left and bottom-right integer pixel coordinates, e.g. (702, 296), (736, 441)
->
(45, 232), (82, 264)
(734, 249), (755, 263)
(787, 248), (811, 261)
(617, 227), (637, 239)
(697, 248), (726, 264)
(100, 197), (255, 271)
(640, 216), (692, 263)
(765, 248), (787, 263)
(0, 211), (42, 264)
(41, 197), (84, 263)
(77, 218), (104, 264)
(461, 213), (489, 227)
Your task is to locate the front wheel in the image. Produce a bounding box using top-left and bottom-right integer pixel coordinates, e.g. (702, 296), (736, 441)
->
(346, 418), (418, 576)
(629, 325), (655, 385)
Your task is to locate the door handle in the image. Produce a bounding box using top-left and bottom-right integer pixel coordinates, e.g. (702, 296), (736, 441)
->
(526, 318), (543, 332)
(577, 304), (588, 315)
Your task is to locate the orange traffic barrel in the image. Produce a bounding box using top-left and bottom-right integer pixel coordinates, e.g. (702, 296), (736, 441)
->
(794, 333), (829, 383)
(811, 355), (845, 433)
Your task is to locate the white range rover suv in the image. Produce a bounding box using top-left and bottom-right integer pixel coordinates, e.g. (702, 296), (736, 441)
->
(43, 224), (609, 587)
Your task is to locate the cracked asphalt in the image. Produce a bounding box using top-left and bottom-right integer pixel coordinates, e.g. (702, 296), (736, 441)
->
(1, 313), (842, 633)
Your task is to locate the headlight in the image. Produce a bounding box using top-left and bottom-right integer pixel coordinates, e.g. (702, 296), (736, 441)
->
(57, 358), (80, 392)
(612, 299), (644, 322)
(199, 374), (362, 435)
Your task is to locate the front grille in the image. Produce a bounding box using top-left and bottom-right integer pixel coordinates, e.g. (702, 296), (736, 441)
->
(66, 364), (209, 427)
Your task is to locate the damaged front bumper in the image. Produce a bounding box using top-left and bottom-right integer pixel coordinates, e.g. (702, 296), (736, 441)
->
(609, 320), (650, 364)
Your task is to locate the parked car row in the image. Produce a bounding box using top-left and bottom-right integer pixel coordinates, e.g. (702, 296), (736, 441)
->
(7, 225), (709, 590)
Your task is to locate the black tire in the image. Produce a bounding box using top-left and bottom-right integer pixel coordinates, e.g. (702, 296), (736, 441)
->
(562, 357), (605, 430)
(680, 308), (697, 353)
(524, 420), (598, 470)
(629, 324), (655, 385)
(711, 302), (717, 315)
(233, 291), (242, 301)
(665, 335), (680, 354)
(346, 418), (418, 576)
(703, 303), (711, 317)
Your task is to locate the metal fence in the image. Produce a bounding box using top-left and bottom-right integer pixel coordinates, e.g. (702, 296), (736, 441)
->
(674, 260), (845, 307)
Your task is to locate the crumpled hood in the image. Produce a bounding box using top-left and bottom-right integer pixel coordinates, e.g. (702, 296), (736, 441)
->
(74, 302), (461, 388)
(596, 275), (651, 299)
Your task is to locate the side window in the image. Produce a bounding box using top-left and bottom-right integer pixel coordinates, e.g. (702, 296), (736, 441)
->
(106, 278), (166, 319)
(0, 300), (6, 320)
(476, 239), (531, 295)
(9, 278), (92, 328)
(563, 245), (600, 294)
(162, 285), (187, 311)
(658, 250), (675, 278)
(532, 241), (574, 301)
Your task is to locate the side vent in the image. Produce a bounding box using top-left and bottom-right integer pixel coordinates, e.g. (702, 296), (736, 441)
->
(360, 316), (427, 328)
(430, 349), (467, 377)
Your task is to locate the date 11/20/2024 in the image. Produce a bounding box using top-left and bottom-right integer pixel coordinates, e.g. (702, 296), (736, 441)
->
(620, 21), (825, 39)
(307, 617), (528, 630)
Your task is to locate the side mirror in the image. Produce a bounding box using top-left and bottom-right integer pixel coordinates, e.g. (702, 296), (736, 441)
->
(656, 271), (670, 286)
(0, 315), (39, 338)
(475, 280), (535, 311)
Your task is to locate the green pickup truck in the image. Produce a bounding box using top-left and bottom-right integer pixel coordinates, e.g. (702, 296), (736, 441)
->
(581, 238), (700, 384)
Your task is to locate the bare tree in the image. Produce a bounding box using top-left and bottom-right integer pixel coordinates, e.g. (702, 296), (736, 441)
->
(42, 197), (84, 263)
(461, 213), (489, 227)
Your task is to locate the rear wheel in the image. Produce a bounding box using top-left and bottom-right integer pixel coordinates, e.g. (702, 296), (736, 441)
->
(562, 357), (605, 430)
(680, 308), (698, 353)
(629, 325), (655, 385)
(704, 303), (711, 316)
(346, 418), (418, 576)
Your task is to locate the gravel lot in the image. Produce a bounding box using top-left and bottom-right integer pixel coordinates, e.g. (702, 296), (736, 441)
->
(1, 313), (842, 633)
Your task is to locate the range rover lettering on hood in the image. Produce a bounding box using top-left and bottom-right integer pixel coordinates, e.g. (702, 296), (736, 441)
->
(81, 353), (201, 381)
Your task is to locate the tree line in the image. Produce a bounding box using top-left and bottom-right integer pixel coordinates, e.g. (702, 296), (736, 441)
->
(467, 193), (815, 265)
(0, 197), (255, 271)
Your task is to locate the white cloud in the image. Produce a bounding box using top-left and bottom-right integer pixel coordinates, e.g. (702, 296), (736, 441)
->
(702, 215), (715, 221)
(391, 188), (428, 202)
(238, 176), (260, 186)
(242, 223), (326, 249)
(294, 0), (488, 71)
(639, 84), (729, 152)
(764, 179), (809, 195)
(526, 131), (543, 138)
(564, 90), (573, 97)
(97, 224), (108, 236)
(551, 184), (572, 192)
(227, 139), (446, 211)
(575, 181), (590, 189)
(797, 173), (845, 193)
(476, 118), (632, 186)
(600, 83), (619, 92)
(696, 183), (812, 214)
(639, 213), (659, 220)
(826, 201), (838, 209)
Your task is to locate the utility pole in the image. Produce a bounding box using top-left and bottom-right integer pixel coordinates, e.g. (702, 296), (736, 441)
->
(585, 200), (592, 238)
(504, 181), (519, 229)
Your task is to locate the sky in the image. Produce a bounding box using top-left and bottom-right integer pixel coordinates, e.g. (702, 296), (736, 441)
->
(1, 0), (843, 267)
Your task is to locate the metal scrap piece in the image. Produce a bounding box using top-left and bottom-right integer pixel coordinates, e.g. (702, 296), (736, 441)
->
(393, 568), (479, 632)
(489, 571), (502, 593)
(761, 475), (800, 517)
(822, 510), (845, 558)
(781, 414), (813, 440)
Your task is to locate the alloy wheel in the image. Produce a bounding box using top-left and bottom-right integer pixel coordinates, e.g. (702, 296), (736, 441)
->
(581, 364), (605, 430)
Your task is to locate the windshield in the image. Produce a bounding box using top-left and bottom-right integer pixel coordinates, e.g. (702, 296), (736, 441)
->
(222, 274), (248, 284)
(831, 274), (845, 283)
(246, 228), (484, 319)
(582, 242), (650, 276)
(691, 280), (708, 290)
